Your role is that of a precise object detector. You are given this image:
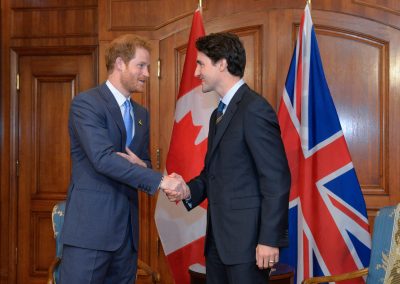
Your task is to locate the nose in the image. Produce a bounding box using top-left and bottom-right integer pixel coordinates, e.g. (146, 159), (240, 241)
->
(194, 65), (200, 77)
(143, 66), (150, 77)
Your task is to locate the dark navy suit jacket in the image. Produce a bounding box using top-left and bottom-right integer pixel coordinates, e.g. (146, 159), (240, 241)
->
(62, 83), (162, 252)
(184, 84), (291, 265)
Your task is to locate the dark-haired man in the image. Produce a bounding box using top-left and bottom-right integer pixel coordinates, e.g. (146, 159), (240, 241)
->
(166, 32), (291, 284)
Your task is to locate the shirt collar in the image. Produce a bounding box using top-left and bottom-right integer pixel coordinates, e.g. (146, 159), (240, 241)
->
(220, 79), (245, 113)
(106, 80), (129, 107)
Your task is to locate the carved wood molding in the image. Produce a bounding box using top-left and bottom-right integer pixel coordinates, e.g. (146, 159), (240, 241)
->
(107, 0), (207, 31)
(10, 6), (98, 39)
(353, 0), (400, 16)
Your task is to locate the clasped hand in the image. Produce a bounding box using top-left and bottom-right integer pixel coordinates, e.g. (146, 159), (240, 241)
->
(117, 147), (190, 201)
(160, 173), (190, 201)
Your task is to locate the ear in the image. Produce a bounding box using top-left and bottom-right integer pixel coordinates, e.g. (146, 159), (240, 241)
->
(218, 58), (228, 72)
(115, 57), (126, 71)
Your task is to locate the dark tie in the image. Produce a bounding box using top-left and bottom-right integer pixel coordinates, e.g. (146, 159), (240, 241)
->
(216, 101), (226, 124)
(123, 100), (133, 146)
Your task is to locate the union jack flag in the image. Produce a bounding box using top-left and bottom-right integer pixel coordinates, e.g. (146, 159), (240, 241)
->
(278, 5), (371, 283)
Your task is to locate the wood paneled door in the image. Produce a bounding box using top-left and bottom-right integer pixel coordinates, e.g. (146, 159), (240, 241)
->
(14, 49), (97, 284)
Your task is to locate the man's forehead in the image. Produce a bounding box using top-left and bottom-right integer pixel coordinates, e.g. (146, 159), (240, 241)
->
(130, 48), (150, 62)
(134, 47), (150, 56)
(196, 51), (208, 61)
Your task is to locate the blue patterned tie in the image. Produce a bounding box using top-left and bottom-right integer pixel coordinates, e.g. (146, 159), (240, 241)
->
(216, 101), (226, 124)
(123, 100), (133, 146)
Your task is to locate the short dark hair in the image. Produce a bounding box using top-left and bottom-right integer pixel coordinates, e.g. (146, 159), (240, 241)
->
(195, 32), (246, 78)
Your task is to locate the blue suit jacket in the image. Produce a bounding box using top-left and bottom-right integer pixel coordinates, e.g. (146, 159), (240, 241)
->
(184, 84), (291, 265)
(61, 83), (162, 251)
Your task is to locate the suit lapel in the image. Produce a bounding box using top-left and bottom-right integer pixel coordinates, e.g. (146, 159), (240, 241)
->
(207, 84), (247, 161)
(99, 84), (126, 147)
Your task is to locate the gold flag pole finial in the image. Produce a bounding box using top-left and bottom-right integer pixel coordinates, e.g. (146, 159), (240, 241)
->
(199, 0), (202, 9)
(307, 0), (312, 10)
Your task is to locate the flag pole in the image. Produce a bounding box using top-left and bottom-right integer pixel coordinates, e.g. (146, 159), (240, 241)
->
(307, 0), (312, 10)
(198, 0), (203, 17)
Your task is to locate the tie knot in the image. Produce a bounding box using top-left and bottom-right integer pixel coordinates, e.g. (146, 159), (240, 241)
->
(217, 101), (225, 113)
(124, 100), (131, 110)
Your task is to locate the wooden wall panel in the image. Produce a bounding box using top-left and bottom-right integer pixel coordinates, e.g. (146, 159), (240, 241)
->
(30, 212), (53, 275)
(34, 78), (74, 197)
(316, 29), (387, 192)
(11, 0), (97, 7)
(107, 0), (199, 31)
(308, 10), (400, 209)
(353, 0), (400, 14)
(11, 7), (97, 39)
(8, 1), (98, 47)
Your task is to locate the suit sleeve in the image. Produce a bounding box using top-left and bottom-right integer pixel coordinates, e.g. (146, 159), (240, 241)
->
(184, 167), (208, 211)
(69, 93), (162, 194)
(244, 98), (291, 247)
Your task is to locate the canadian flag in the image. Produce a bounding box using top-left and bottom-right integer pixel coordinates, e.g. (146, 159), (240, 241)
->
(154, 9), (218, 284)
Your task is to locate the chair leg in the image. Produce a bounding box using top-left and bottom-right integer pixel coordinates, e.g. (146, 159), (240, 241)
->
(47, 257), (61, 284)
(137, 259), (161, 283)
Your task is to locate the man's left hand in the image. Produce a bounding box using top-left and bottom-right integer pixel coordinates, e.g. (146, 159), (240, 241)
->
(116, 147), (147, 168)
(256, 244), (279, 269)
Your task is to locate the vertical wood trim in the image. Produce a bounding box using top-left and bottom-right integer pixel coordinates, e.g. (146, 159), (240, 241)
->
(5, 49), (19, 284)
(148, 38), (161, 271)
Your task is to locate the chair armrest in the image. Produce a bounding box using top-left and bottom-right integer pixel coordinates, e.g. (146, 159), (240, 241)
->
(47, 257), (61, 284)
(137, 259), (161, 283)
(302, 268), (368, 284)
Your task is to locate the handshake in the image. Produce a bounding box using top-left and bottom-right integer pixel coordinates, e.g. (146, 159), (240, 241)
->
(117, 147), (190, 202)
(159, 173), (191, 202)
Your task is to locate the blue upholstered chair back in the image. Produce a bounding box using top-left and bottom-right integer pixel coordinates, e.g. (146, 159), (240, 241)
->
(366, 204), (400, 284)
(51, 201), (66, 284)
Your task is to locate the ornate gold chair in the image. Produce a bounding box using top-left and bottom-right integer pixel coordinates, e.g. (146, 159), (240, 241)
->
(47, 201), (160, 284)
(303, 204), (400, 284)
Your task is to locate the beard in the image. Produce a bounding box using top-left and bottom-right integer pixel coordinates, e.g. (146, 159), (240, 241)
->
(120, 74), (145, 94)
(200, 81), (213, 93)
